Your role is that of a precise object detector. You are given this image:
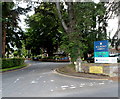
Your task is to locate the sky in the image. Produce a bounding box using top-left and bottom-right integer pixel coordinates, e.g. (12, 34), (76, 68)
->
(18, 1), (119, 39)
(18, 2), (35, 30)
(106, 17), (118, 38)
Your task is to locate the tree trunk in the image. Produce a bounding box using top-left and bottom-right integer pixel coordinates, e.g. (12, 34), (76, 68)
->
(47, 48), (53, 57)
(56, 2), (68, 33)
(112, 1), (120, 50)
(75, 56), (82, 72)
(56, 2), (77, 61)
(56, 2), (75, 35)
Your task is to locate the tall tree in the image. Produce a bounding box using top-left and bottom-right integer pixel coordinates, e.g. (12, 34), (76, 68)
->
(2, 2), (31, 58)
(56, 2), (107, 61)
(2, 2), (15, 57)
(105, 1), (120, 50)
(25, 3), (63, 56)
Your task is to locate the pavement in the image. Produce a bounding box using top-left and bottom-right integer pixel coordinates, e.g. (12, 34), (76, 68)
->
(1, 60), (119, 97)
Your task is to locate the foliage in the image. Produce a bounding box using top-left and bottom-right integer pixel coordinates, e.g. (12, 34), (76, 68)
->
(0, 64), (27, 72)
(24, 2), (108, 61)
(13, 43), (28, 58)
(106, 1), (120, 50)
(21, 43), (28, 57)
(2, 58), (25, 69)
(25, 3), (63, 56)
(59, 2), (107, 61)
(2, 2), (31, 57)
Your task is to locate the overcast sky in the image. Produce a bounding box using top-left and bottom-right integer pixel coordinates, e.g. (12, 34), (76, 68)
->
(18, 1), (119, 39)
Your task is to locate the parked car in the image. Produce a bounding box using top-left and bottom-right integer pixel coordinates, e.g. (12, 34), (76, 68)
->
(109, 53), (120, 62)
(86, 56), (94, 63)
(32, 56), (39, 61)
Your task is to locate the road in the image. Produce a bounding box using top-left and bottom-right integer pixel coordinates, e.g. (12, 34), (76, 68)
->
(1, 60), (119, 97)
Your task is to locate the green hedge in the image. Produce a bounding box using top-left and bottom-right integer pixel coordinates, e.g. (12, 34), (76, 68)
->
(2, 58), (25, 69)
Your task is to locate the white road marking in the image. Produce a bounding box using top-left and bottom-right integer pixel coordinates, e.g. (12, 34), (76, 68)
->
(81, 83), (85, 86)
(89, 84), (93, 86)
(50, 80), (54, 82)
(99, 83), (104, 85)
(31, 80), (38, 84)
(70, 85), (74, 86)
(42, 72), (51, 75)
(79, 86), (83, 87)
(50, 89), (54, 92)
(62, 88), (66, 90)
(88, 82), (94, 86)
(70, 86), (76, 89)
(61, 85), (69, 88)
(14, 78), (19, 83)
(43, 81), (46, 83)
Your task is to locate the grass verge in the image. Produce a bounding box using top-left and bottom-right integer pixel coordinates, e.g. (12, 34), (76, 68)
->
(56, 64), (111, 80)
(0, 64), (27, 72)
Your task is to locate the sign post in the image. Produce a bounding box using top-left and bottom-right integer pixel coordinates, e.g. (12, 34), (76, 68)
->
(89, 40), (117, 75)
(94, 40), (117, 63)
(94, 40), (109, 57)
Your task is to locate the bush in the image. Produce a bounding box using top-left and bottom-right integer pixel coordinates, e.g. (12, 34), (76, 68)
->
(2, 58), (25, 69)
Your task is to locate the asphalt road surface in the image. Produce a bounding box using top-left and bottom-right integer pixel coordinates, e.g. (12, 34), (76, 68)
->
(1, 60), (119, 97)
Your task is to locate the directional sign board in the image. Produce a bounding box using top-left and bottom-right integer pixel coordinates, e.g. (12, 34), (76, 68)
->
(93, 40), (117, 63)
(95, 57), (117, 63)
(94, 52), (109, 57)
(94, 40), (109, 52)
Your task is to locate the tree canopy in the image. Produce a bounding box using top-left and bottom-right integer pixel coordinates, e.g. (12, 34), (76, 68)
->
(105, 1), (120, 50)
(2, 1), (115, 61)
(56, 2), (107, 61)
(25, 3), (63, 56)
(24, 2), (108, 61)
(2, 1), (31, 57)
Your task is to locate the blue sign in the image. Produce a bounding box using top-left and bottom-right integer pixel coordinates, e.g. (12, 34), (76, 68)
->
(94, 40), (109, 52)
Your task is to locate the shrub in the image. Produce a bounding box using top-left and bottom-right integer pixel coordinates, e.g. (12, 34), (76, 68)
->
(2, 58), (25, 69)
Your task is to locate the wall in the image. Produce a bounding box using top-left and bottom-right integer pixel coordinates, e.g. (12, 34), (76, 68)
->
(81, 63), (119, 77)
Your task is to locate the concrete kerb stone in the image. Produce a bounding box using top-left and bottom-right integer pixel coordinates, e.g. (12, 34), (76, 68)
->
(53, 63), (120, 81)
(53, 68), (109, 80)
